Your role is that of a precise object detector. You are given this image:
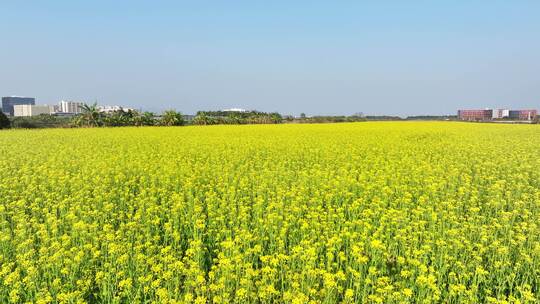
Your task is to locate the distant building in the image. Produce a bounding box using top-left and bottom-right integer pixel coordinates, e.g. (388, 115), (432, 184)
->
(492, 109), (510, 119)
(509, 109), (537, 121)
(222, 108), (247, 112)
(59, 100), (84, 114)
(2, 96), (35, 116)
(459, 108), (537, 121)
(457, 109), (493, 121)
(51, 104), (61, 113)
(98, 105), (134, 113)
(13, 104), (53, 117)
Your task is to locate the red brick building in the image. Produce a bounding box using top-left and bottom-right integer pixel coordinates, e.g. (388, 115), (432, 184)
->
(457, 109), (493, 121)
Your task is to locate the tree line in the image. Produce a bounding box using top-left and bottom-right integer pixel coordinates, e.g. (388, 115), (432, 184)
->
(0, 104), (283, 129)
(71, 103), (186, 127)
(2, 105), (536, 130)
(192, 110), (283, 125)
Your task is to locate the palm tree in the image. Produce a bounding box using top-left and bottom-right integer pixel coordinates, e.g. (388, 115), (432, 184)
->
(160, 110), (184, 126)
(227, 113), (243, 124)
(193, 112), (213, 125)
(79, 103), (102, 127)
(142, 112), (156, 126)
(270, 112), (283, 124)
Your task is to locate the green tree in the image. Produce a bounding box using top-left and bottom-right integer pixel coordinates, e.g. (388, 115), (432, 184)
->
(193, 112), (214, 125)
(133, 111), (156, 126)
(0, 112), (10, 129)
(226, 113), (244, 124)
(270, 112), (283, 124)
(102, 109), (136, 127)
(160, 110), (185, 126)
(79, 103), (102, 127)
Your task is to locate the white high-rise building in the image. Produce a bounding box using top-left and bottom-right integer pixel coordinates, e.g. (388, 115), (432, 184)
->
(13, 105), (54, 117)
(59, 100), (84, 114)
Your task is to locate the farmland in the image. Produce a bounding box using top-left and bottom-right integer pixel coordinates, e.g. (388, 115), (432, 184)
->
(0, 122), (539, 303)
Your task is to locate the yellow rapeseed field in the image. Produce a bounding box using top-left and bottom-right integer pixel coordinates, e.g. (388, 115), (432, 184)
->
(0, 122), (539, 303)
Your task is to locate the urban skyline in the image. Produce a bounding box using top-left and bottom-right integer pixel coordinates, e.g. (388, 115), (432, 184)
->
(2, 93), (539, 118)
(2, 94), (538, 122)
(1, 96), (135, 117)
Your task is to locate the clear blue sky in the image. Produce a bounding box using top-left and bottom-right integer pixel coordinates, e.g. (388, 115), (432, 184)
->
(1, 1), (539, 116)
